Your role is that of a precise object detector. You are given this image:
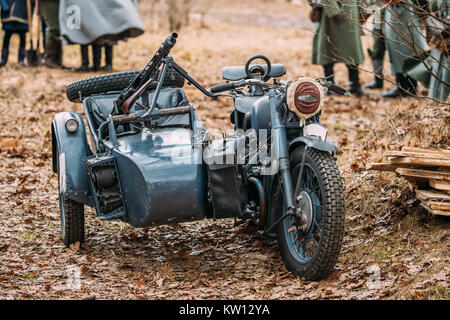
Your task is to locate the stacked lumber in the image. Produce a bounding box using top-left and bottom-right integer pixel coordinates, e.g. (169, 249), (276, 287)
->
(368, 147), (450, 216)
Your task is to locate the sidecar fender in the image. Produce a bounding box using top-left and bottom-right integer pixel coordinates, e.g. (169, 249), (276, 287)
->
(51, 112), (91, 204)
(288, 136), (338, 153)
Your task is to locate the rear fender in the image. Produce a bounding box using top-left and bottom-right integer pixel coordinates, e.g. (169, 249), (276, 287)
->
(51, 112), (91, 204)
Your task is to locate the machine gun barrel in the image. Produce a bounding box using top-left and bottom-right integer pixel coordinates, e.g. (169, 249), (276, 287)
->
(115, 33), (178, 113)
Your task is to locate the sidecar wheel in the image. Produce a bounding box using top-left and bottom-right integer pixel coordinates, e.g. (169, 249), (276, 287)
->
(66, 68), (185, 103)
(274, 146), (345, 280)
(59, 195), (85, 247)
(57, 154), (85, 247)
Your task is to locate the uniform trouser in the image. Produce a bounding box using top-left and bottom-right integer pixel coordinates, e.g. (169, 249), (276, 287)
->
(2, 30), (26, 50)
(40, 0), (60, 46)
(370, 27), (386, 61)
(369, 27), (386, 78)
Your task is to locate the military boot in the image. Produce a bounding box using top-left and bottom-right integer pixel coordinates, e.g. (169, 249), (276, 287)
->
(18, 48), (26, 66)
(92, 45), (101, 71)
(101, 45), (113, 71)
(76, 45), (90, 72)
(365, 59), (384, 89)
(0, 48), (9, 67)
(347, 65), (367, 97)
(382, 73), (409, 98)
(323, 63), (337, 95)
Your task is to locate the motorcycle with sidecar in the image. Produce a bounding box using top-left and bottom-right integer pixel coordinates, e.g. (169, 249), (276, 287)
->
(52, 33), (346, 280)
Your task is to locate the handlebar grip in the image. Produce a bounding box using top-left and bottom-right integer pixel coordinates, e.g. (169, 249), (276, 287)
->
(327, 82), (347, 95)
(210, 82), (236, 93)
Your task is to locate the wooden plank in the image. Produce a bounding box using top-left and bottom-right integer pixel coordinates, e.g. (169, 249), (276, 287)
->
(395, 168), (450, 181)
(429, 179), (450, 191)
(419, 202), (450, 216)
(402, 147), (450, 156)
(433, 210), (450, 216)
(385, 150), (450, 160)
(389, 157), (450, 168)
(429, 201), (450, 211)
(415, 189), (450, 201)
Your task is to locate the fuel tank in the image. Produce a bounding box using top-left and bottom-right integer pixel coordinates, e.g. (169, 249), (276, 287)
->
(106, 127), (209, 227)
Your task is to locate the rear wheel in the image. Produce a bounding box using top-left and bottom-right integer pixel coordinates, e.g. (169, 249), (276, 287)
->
(66, 68), (185, 102)
(57, 152), (85, 247)
(275, 146), (345, 280)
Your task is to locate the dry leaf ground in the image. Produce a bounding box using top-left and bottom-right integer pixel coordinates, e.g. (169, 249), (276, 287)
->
(0, 0), (448, 300)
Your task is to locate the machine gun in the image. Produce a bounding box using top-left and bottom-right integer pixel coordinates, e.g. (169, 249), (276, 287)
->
(115, 33), (178, 114)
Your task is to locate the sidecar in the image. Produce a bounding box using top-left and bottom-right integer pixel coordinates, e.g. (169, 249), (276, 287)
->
(52, 87), (219, 243)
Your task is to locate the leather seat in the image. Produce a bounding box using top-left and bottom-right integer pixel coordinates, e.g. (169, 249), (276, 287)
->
(222, 64), (286, 81)
(88, 88), (190, 129)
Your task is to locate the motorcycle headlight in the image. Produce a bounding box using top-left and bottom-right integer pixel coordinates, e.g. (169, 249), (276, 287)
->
(287, 78), (324, 121)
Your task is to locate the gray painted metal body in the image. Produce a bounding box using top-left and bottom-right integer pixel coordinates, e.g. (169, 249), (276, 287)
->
(51, 112), (92, 204)
(102, 127), (208, 227)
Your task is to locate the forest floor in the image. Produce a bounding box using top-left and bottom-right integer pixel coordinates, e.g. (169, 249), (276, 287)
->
(0, 0), (448, 300)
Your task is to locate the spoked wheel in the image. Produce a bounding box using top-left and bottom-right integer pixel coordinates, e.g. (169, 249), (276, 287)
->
(57, 152), (85, 247)
(275, 146), (345, 280)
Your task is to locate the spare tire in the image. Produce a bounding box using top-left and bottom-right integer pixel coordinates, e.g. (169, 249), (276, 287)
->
(66, 68), (185, 103)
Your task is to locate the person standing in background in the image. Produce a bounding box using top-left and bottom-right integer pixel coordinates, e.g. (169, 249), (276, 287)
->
(76, 43), (113, 72)
(40, 0), (67, 68)
(60, 0), (144, 72)
(406, 0), (449, 102)
(76, 44), (101, 72)
(311, 0), (367, 96)
(382, 0), (427, 98)
(0, 0), (32, 67)
(365, 2), (386, 89)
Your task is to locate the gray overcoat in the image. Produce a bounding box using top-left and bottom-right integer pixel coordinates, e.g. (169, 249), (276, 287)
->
(59, 0), (145, 45)
(384, 2), (427, 75)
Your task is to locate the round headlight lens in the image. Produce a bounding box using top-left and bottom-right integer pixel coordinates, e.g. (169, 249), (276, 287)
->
(65, 118), (79, 133)
(294, 82), (321, 115)
(287, 78), (324, 120)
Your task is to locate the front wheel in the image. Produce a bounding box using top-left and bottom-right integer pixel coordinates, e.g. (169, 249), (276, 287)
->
(274, 146), (345, 280)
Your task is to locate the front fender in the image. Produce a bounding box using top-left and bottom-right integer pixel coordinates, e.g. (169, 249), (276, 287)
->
(288, 136), (338, 153)
(51, 112), (91, 204)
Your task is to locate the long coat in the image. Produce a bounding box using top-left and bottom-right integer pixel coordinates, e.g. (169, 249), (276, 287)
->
(384, 1), (427, 75)
(312, 0), (365, 66)
(405, 0), (449, 102)
(0, 0), (30, 32)
(59, 0), (145, 45)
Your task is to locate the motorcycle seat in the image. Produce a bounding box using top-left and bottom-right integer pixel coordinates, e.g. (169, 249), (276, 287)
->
(222, 64), (286, 81)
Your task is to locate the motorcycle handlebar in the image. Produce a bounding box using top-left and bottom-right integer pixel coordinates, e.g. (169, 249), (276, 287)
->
(325, 81), (348, 95)
(209, 82), (236, 93)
